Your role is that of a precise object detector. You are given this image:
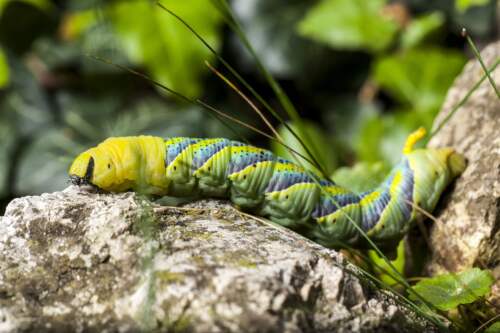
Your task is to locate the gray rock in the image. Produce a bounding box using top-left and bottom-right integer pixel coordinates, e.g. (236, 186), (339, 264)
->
(0, 186), (435, 333)
(427, 41), (500, 304)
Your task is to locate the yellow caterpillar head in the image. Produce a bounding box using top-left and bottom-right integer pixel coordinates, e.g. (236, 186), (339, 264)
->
(70, 136), (167, 194)
(69, 144), (118, 190)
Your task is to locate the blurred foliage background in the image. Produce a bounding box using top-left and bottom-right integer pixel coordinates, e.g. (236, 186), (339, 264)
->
(0, 0), (498, 214)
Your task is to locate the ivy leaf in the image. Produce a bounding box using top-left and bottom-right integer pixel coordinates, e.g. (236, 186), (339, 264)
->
(0, 0), (53, 15)
(373, 48), (466, 113)
(0, 46), (9, 88)
(107, 0), (222, 98)
(455, 0), (489, 13)
(355, 111), (423, 166)
(485, 322), (500, 333)
(331, 162), (388, 193)
(368, 239), (405, 286)
(410, 268), (494, 311)
(297, 0), (400, 53)
(272, 121), (337, 176)
(401, 12), (445, 49)
(59, 9), (99, 41)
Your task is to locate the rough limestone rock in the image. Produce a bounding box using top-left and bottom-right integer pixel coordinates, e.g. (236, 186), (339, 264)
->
(0, 186), (435, 333)
(427, 41), (500, 304)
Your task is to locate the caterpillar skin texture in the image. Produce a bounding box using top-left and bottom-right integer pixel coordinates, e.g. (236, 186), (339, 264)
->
(69, 130), (466, 250)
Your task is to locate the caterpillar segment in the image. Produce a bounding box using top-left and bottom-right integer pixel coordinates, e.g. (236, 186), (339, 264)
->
(69, 128), (466, 249)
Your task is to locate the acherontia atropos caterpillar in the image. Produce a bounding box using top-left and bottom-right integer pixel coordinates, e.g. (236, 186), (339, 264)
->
(69, 127), (465, 251)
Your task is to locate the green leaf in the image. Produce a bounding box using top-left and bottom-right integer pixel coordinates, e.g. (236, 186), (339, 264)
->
(59, 9), (99, 41)
(410, 268), (494, 311)
(331, 161), (388, 193)
(363, 48), (466, 165)
(485, 322), (500, 333)
(108, 0), (222, 98)
(368, 239), (405, 286)
(47, 8), (131, 73)
(297, 0), (400, 53)
(401, 12), (445, 49)
(0, 46), (9, 88)
(455, 0), (489, 12)
(272, 121), (337, 175)
(0, 0), (52, 15)
(373, 48), (466, 113)
(355, 111), (422, 165)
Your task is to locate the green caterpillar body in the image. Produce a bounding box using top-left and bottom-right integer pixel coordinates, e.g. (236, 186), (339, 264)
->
(69, 130), (465, 249)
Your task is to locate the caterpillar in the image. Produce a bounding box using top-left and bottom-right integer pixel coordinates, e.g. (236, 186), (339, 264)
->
(69, 128), (465, 251)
